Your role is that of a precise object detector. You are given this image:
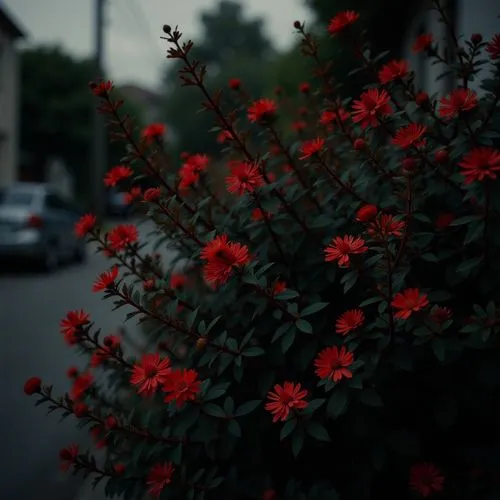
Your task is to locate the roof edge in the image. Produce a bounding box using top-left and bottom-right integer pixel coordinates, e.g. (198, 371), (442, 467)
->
(0, 4), (25, 38)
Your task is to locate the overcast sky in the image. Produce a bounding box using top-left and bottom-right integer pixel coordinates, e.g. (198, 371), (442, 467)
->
(3, 0), (311, 91)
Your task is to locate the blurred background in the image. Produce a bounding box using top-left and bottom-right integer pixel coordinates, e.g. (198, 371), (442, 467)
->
(0, 0), (498, 498)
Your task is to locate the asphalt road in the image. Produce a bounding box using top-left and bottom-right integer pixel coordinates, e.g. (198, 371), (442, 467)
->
(0, 218), (178, 500)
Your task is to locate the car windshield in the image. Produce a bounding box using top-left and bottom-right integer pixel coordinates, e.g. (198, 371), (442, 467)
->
(1, 190), (35, 207)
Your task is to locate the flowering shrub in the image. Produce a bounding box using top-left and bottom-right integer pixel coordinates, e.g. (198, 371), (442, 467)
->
(24, 2), (500, 499)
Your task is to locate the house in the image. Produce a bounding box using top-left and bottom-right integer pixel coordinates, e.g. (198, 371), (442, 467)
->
(402, 0), (500, 96)
(0, 4), (24, 188)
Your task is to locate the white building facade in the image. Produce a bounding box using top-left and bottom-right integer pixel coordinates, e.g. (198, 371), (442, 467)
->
(403, 0), (500, 96)
(0, 5), (23, 188)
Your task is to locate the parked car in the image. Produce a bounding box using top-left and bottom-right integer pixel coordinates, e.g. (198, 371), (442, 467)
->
(106, 188), (131, 217)
(0, 183), (86, 271)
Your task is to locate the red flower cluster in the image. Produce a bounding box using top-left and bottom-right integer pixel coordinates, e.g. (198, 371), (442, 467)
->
(392, 123), (427, 149)
(409, 462), (444, 497)
(163, 368), (201, 407)
(130, 353), (172, 397)
(299, 137), (325, 159)
(200, 234), (251, 288)
(179, 153), (209, 190)
(459, 147), (500, 184)
(336, 309), (365, 336)
(352, 89), (393, 129)
(147, 462), (175, 497)
(60, 309), (90, 344)
(378, 59), (409, 84)
(74, 213), (96, 238)
(248, 98), (277, 123)
(90, 80), (113, 96)
(439, 88), (477, 119)
(368, 214), (406, 239)
(315, 345), (354, 382)
(392, 288), (429, 319)
(92, 266), (119, 292)
(70, 372), (93, 401)
(142, 122), (166, 143)
(412, 33), (433, 53)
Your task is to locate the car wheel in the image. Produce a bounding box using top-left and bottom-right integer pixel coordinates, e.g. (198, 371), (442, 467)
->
(41, 243), (59, 273)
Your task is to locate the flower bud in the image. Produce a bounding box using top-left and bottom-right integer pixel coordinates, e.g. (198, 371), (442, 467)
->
(402, 157), (417, 173)
(471, 33), (483, 45)
(293, 20), (302, 29)
(229, 78), (241, 91)
(73, 402), (88, 418)
(356, 204), (378, 222)
(24, 377), (41, 395)
(113, 464), (126, 475)
(196, 337), (208, 350)
(162, 25), (172, 34)
(415, 91), (429, 106)
(299, 82), (310, 94)
(66, 367), (78, 379)
(105, 415), (118, 430)
(434, 149), (449, 164)
(436, 212), (455, 229)
(353, 138), (366, 151)
(59, 448), (74, 461)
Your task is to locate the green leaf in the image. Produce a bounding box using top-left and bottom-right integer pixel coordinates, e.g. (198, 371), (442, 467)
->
(456, 256), (483, 275)
(281, 329), (296, 353)
(203, 403), (226, 418)
(275, 289), (300, 300)
(449, 215), (482, 226)
(241, 346), (265, 357)
(302, 398), (326, 414)
(272, 322), (292, 342)
(358, 389), (383, 407)
(300, 302), (329, 317)
(296, 319), (313, 334)
(327, 390), (349, 419)
(235, 400), (261, 417)
(306, 421), (331, 442)
(228, 420), (241, 437)
(431, 338), (446, 362)
(291, 429), (304, 457)
(280, 418), (297, 440)
(205, 384), (229, 402)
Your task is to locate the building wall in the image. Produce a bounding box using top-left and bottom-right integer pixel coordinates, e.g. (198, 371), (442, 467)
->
(0, 28), (20, 188)
(402, 0), (500, 96)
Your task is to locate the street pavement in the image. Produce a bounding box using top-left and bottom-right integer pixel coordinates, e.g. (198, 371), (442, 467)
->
(0, 218), (178, 500)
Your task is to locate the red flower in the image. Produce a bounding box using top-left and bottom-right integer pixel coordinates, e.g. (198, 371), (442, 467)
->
(459, 147), (500, 184)
(486, 34), (500, 59)
(415, 91), (429, 106)
(378, 59), (409, 84)
(392, 288), (429, 319)
(327, 10), (360, 36)
(24, 376), (41, 395)
(142, 123), (166, 143)
(412, 33), (433, 53)
(179, 154), (209, 190)
(265, 382), (308, 423)
(73, 401), (88, 418)
(271, 280), (287, 296)
(352, 89), (393, 129)
(368, 214), (406, 239)
(435, 212), (455, 229)
(430, 306), (453, 325)
(147, 462), (175, 497)
(66, 367), (78, 378)
(143, 187), (161, 202)
(229, 78), (241, 90)
(409, 462), (445, 498)
(392, 124), (427, 149)
(90, 80), (113, 96)
(70, 372), (93, 401)
(170, 273), (186, 290)
(60, 310), (90, 344)
(226, 161), (264, 196)
(299, 138), (325, 159)
(217, 129), (234, 143)
(353, 138), (366, 151)
(124, 186), (141, 204)
(336, 309), (365, 336)
(356, 204), (378, 222)
(92, 266), (119, 292)
(105, 415), (118, 430)
(104, 165), (133, 187)
(299, 82), (310, 94)
(200, 234), (251, 288)
(59, 444), (79, 471)
(314, 346), (354, 382)
(163, 368), (201, 408)
(143, 278), (155, 291)
(248, 98), (277, 123)
(90, 347), (111, 367)
(325, 235), (368, 268)
(74, 213), (96, 238)
(439, 88), (478, 119)
(130, 353), (171, 397)
(107, 224), (138, 251)
(434, 149), (449, 164)
(90, 426), (107, 449)
(319, 110), (336, 127)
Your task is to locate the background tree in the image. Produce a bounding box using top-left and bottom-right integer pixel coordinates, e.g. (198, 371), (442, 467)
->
(162, 0), (275, 159)
(20, 46), (143, 205)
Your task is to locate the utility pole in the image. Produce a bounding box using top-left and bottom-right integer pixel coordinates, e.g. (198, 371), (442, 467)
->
(91, 0), (107, 217)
